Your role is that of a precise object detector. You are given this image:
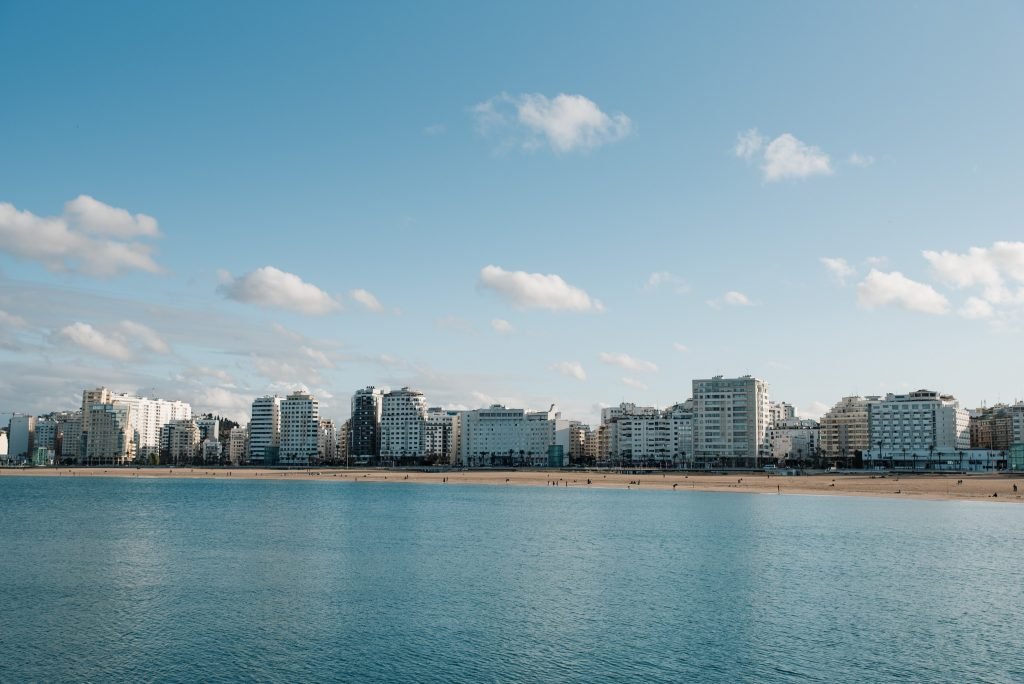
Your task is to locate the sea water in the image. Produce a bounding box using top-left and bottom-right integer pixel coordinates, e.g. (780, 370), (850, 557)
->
(0, 476), (1021, 683)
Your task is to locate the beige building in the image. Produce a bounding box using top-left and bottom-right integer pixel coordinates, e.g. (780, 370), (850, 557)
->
(85, 402), (133, 465)
(819, 396), (873, 460)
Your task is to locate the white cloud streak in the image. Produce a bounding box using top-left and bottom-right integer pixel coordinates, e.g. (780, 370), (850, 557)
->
(551, 361), (587, 381)
(708, 291), (752, 308)
(491, 318), (514, 334)
(119, 320), (170, 354)
(0, 196), (162, 276)
(857, 270), (950, 315)
(479, 265), (603, 312)
(735, 129), (833, 181)
(645, 271), (690, 294)
(821, 257), (856, 285)
(350, 288), (384, 312)
(621, 377), (648, 391)
(56, 322), (134, 360)
(599, 352), (657, 373)
(218, 266), (341, 315)
(473, 92), (633, 152)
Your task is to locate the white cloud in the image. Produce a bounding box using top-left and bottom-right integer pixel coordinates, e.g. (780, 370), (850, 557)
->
(0, 197), (162, 276)
(491, 318), (514, 334)
(923, 242), (1024, 304)
(762, 133), (833, 181)
(218, 266), (341, 315)
(56, 322), (133, 360)
(645, 271), (690, 294)
(599, 352), (657, 373)
(621, 377), (648, 391)
(64, 195), (160, 238)
(734, 128), (765, 160)
(821, 257), (856, 285)
(708, 291), (752, 308)
(119, 320), (170, 354)
(193, 387), (253, 423)
(350, 288), (384, 312)
(959, 297), (994, 320)
(551, 361), (587, 381)
(473, 92), (633, 152)
(857, 270), (950, 315)
(0, 309), (28, 328)
(799, 401), (831, 421)
(673, 342), (688, 352)
(479, 265), (603, 312)
(300, 345), (334, 368)
(423, 123), (446, 136)
(181, 366), (234, 384)
(848, 152), (876, 167)
(252, 355), (322, 386)
(724, 291), (751, 306)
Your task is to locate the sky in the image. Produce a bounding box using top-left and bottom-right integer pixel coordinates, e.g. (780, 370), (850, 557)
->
(1, 1), (1023, 426)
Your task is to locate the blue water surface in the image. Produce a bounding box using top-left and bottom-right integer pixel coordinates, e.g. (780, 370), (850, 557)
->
(0, 476), (1021, 683)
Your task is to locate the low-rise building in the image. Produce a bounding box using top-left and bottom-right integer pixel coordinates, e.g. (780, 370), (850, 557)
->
(767, 418), (820, 464)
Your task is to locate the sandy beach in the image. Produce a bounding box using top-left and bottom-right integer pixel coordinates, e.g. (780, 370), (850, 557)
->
(2, 467), (1022, 503)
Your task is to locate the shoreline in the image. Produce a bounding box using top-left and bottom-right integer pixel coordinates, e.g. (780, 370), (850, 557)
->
(2, 467), (1022, 503)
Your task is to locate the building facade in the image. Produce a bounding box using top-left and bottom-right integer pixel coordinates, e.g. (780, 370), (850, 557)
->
(866, 389), (971, 469)
(249, 396), (281, 465)
(692, 375), (770, 468)
(380, 388), (428, 462)
(457, 405), (555, 467)
(8, 414), (35, 461)
(423, 408), (460, 464)
(279, 391), (320, 465)
(767, 418), (820, 464)
(349, 386), (383, 462)
(85, 403), (133, 465)
(819, 396), (873, 461)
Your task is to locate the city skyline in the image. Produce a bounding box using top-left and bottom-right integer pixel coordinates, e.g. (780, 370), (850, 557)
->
(2, 2), (1024, 426)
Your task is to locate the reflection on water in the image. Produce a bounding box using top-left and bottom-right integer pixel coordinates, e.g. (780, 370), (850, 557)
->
(1, 477), (1021, 683)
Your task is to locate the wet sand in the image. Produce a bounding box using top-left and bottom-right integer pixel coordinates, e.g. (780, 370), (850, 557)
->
(3, 467), (1022, 503)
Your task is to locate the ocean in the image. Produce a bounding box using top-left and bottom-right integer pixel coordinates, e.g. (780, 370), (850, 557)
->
(0, 476), (1021, 683)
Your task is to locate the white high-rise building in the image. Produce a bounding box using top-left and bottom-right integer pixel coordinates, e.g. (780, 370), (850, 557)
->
(769, 402), (796, 427)
(867, 389), (970, 469)
(280, 391), (319, 465)
(692, 375), (770, 468)
(424, 408), (460, 464)
(8, 415), (35, 461)
(380, 387), (428, 462)
(80, 388), (191, 461)
(249, 396), (281, 465)
(458, 405), (555, 467)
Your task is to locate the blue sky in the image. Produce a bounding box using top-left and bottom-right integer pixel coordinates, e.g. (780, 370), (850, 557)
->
(1, 1), (1023, 424)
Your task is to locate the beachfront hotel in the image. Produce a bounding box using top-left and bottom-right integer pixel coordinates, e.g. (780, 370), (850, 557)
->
(692, 375), (770, 469)
(248, 395), (281, 465)
(279, 391), (320, 466)
(380, 387), (428, 463)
